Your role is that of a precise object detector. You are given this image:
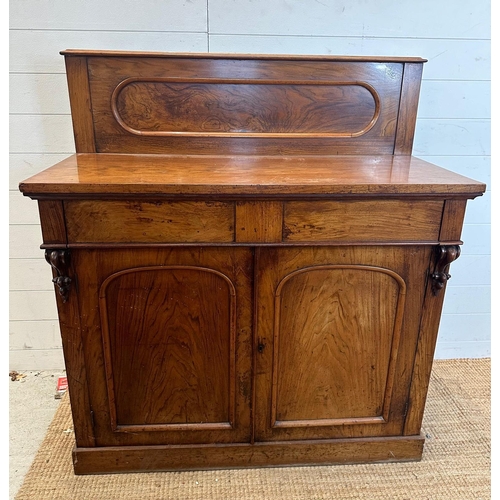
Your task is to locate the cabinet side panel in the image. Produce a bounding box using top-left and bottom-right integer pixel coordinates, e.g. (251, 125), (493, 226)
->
(439, 199), (467, 242)
(394, 63), (423, 155)
(64, 56), (96, 153)
(48, 258), (95, 447)
(38, 200), (67, 244)
(404, 249), (455, 435)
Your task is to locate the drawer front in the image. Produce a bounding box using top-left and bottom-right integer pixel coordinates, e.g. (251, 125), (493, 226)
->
(283, 200), (443, 242)
(65, 200), (235, 243)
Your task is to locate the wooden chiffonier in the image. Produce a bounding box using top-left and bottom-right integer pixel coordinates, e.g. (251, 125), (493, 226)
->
(19, 50), (485, 474)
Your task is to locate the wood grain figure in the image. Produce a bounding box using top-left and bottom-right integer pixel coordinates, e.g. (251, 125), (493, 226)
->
(272, 264), (405, 427)
(100, 266), (236, 432)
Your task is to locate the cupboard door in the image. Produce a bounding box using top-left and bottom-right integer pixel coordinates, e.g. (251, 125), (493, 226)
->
(73, 247), (253, 446)
(254, 246), (432, 441)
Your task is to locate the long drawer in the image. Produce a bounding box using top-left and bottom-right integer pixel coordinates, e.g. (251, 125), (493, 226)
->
(64, 200), (235, 243)
(283, 200), (444, 242)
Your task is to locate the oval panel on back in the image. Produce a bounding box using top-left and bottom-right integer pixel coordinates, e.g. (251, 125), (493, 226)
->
(113, 80), (378, 137)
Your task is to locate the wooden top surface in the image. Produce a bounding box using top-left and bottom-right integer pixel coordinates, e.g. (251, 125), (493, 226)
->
(19, 154), (485, 198)
(61, 49), (427, 63)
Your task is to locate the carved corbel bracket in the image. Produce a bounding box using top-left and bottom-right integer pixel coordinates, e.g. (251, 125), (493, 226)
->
(45, 249), (72, 303)
(431, 245), (461, 295)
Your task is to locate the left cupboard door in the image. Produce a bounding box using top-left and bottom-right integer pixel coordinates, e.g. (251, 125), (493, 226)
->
(70, 247), (253, 446)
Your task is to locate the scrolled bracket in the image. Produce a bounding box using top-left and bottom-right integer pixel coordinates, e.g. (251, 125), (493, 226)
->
(45, 249), (72, 303)
(431, 245), (461, 296)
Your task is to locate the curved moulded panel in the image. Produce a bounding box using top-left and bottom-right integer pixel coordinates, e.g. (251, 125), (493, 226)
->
(271, 264), (406, 428)
(111, 77), (380, 138)
(99, 265), (236, 433)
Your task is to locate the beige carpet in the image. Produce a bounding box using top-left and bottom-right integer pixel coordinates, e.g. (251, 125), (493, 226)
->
(15, 359), (490, 500)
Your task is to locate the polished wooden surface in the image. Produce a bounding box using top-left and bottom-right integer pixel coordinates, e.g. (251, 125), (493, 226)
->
(394, 63), (424, 155)
(85, 57), (404, 155)
(50, 256), (95, 448)
(254, 246), (432, 442)
(283, 200), (443, 242)
(19, 153), (486, 197)
(72, 435), (425, 474)
(74, 247), (253, 446)
(37, 200), (67, 244)
(273, 264), (404, 425)
(61, 50), (427, 63)
(235, 201), (283, 243)
(19, 51), (486, 473)
(64, 200), (235, 243)
(113, 80), (379, 137)
(439, 200), (467, 242)
(101, 266), (235, 431)
(64, 56), (96, 153)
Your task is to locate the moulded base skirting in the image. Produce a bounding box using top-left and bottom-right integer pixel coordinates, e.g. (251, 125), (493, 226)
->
(72, 435), (425, 474)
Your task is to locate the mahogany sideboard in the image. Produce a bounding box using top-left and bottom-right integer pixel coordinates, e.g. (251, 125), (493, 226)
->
(19, 50), (486, 474)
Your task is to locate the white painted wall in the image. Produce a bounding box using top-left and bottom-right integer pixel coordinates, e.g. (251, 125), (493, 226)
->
(9, 0), (491, 369)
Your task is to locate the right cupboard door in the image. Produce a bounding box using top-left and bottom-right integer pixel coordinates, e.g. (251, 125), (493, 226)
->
(254, 246), (433, 441)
